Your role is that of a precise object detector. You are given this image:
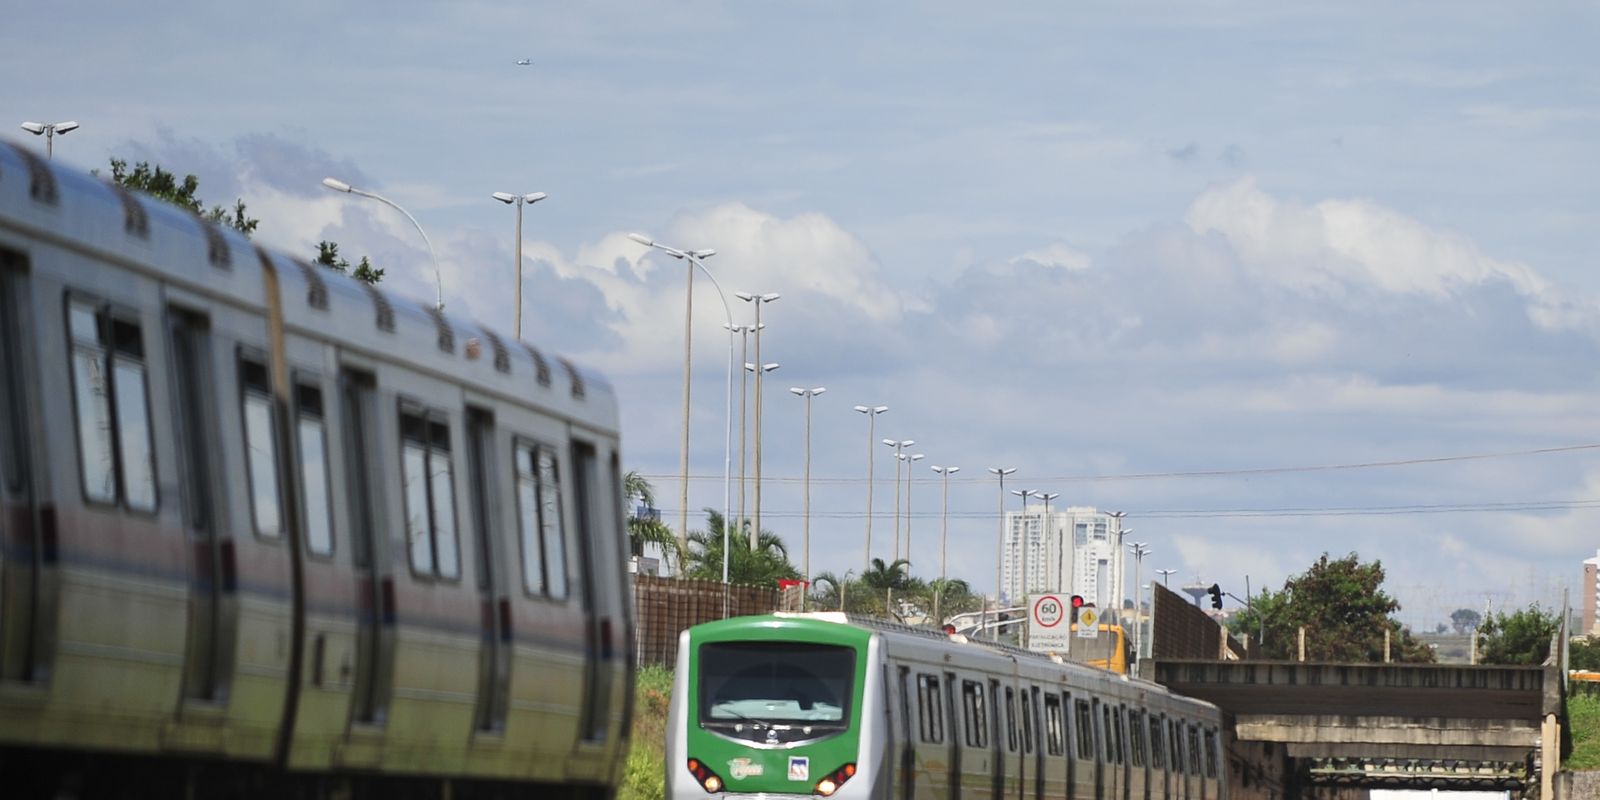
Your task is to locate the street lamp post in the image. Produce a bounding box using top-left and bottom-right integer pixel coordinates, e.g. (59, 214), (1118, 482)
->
(1128, 541), (1152, 660)
(900, 453), (924, 566)
(725, 323), (762, 528)
(736, 292), (781, 546)
(323, 178), (444, 311)
(1156, 568), (1176, 588)
(853, 405), (888, 569)
(881, 439), (916, 562)
(930, 465), (960, 624)
(743, 361), (778, 548)
(986, 467), (1017, 640)
(491, 191), (547, 340)
(1010, 489), (1034, 602)
(19, 121), (78, 160)
(626, 234), (724, 564)
(789, 386), (826, 610)
(1107, 510), (1129, 612)
(1031, 492), (1060, 591)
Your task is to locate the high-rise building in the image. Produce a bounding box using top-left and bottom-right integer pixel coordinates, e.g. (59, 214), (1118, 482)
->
(1584, 549), (1599, 636)
(1001, 505), (1126, 608)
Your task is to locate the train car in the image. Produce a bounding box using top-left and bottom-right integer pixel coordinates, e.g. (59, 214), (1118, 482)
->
(667, 613), (1225, 799)
(0, 140), (632, 798)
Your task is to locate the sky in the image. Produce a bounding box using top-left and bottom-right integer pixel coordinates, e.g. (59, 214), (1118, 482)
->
(8, 0), (1599, 630)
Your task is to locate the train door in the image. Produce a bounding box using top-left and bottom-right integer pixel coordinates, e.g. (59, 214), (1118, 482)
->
(944, 672), (961, 800)
(466, 408), (510, 733)
(0, 256), (51, 685)
(897, 665), (914, 800)
(1027, 686), (1044, 800)
(571, 440), (612, 745)
(340, 368), (393, 725)
(989, 679), (1004, 800)
(168, 307), (237, 704)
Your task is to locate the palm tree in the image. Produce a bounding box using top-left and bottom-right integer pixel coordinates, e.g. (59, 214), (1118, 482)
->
(624, 470), (682, 571)
(921, 577), (982, 622)
(683, 509), (799, 586)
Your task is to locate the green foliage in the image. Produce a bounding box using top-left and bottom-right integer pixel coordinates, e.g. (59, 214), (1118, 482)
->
(1572, 638), (1600, 671)
(1477, 604), (1559, 666)
(683, 509), (799, 586)
(104, 158), (259, 237)
(314, 240), (385, 284)
(1566, 691), (1600, 770)
(623, 471), (681, 570)
(620, 665), (674, 800)
(1451, 607), (1482, 634)
(1225, 552), (1433, 663)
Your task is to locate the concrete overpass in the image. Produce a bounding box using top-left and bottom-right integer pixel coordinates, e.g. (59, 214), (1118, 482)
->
(1152, 659), (1561, 794)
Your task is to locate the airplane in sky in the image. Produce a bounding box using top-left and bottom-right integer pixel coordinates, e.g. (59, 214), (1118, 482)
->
(515, 58), (532, 66)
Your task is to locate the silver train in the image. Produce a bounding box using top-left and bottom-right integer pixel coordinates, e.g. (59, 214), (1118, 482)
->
(0, 140), (633, 797)
(667, 613), (1227, 799)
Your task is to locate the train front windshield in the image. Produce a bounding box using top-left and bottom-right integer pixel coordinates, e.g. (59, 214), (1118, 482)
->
(698, 642), (855, 741)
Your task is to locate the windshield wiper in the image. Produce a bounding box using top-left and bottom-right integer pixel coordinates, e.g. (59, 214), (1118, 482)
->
(707, 708), (769, 729)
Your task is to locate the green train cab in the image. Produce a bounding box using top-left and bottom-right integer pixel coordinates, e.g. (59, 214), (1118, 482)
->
(666, 615), (879, 798)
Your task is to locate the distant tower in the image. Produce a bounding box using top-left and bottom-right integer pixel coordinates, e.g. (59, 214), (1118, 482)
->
(1584, 549), (1599, 636)
(1182, 582), (1209, 608)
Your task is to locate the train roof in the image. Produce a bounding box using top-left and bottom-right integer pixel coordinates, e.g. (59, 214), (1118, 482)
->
(0, 139), (617, 432)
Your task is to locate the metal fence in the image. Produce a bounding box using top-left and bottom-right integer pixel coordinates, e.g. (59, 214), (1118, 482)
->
(632, 574), (780, 667)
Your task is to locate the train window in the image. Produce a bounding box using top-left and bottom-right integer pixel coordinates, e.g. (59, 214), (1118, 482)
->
(917, 674), (944, 743)
(1043, 694), (1064, 756)
(1187, 724), (1201, 775)
(514, 440), (568, 599)
(1101, 705), (1115, 763)
(296, 383), (334, 556)
(241, 359), (283, 536)
(1129, 709), (1144, 767)
(1203, 729), (1218, 778)
(1170, 719), (1183, 773)
(67, 298), (157, 511)
(1111, 706), (1124, 764)
(1021, 688), (1035, 754)
(400, 408), (460, 579)
(1003, 687), (1017, 752)
(1073, 699), (1093, 760)
(0, 266), (20, 493)
(1148, 715), (1165, 769)
(961, 680), (987, 748)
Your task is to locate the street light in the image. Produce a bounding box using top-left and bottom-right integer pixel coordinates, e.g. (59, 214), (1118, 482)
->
(491, 191), (547, 340)
(1156, 568), (1177, 587)
(1032, 491), (1061, 592)
(881, 439), (916, 562)
(986, 467), (1017, 640)
(736, 291), (781, 544)
(725, 322), (763, 527)
(19, 120), (78, 160)
(743, 360), (778, 549)
(1009, 489), (1034, 601)
(899, 453), (924, 566)
(323, 177), (444, 311)
(626, 233), (725, 567)
(854, 405), (888, 568)
(930, 465), (960, 624)
(789, 386), (826, 610)
(1128, 541), (1152, 659)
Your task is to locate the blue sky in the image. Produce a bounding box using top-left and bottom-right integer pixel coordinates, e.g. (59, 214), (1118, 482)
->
(9, 1), (1600, 628)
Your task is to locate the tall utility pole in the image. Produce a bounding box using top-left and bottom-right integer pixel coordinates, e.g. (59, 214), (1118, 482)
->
(1032, 491), (1060, 591)
(725, 323), (758, 529)
(882, 439), (916, 561)
(20, 120), (78, 160)
(930, 465), (960, 624)
(789, 386), (826, 610)
(1010, 488), (1033, 600)
(737, 292), (780, 548)
(854, 405), (888, 568)
(901, 452), (923, 565)
(491, 191), (547, 339)
(987, 467), (1017, 639)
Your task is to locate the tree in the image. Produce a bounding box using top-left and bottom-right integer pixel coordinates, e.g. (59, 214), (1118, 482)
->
(1571, 638), (1600, 671)
(1451, 608), (1482, 635)
(315, 240), (385, 284)
(682, 509), (799, 586)
(1477, 604), (1560, 666)
(919, 577), (983, 622)
(622, 471), (681, 571)
(1225, 552), (1434, 663)
(103, 158), (259, 237)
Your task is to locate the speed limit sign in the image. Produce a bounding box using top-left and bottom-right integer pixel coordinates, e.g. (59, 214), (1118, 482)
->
(1028, 594), (1070, 652)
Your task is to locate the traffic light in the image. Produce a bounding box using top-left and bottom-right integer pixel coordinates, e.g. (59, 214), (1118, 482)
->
(1070, 594), (1084, 621)
(1207, 583), (1223, 610)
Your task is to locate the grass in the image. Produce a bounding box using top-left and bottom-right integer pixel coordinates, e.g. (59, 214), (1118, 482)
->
(620, 665), (674, 800)
(1570, 690), (1600, 771)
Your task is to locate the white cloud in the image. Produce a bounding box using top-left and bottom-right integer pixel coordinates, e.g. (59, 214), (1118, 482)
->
(1012, 243), (1092, 271)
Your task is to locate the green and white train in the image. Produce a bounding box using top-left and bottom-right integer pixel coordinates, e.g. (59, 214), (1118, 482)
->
(667, 613), (1226, 799)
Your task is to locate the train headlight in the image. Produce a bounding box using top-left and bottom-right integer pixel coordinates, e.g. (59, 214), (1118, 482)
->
(814, 762), (856, 797)
(686, 758), (725, 794)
